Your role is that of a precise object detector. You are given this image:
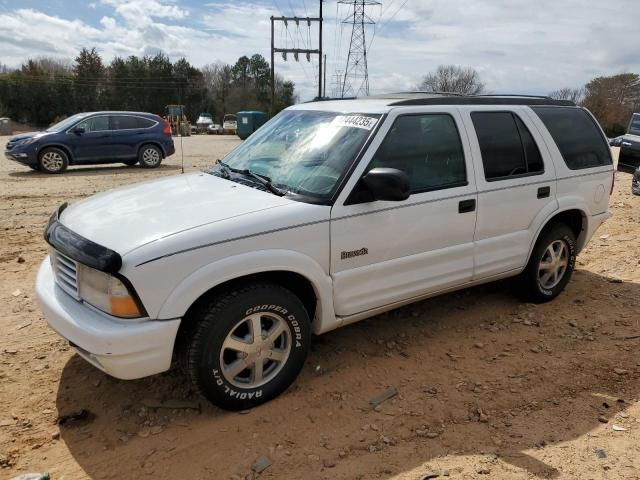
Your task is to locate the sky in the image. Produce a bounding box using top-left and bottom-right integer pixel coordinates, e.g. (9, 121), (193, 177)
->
(0, 0), (638, 102)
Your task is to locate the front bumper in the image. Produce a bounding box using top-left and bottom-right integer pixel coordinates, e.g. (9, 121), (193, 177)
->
(5, 149), (37, 166)
(35, 258), (181, 380)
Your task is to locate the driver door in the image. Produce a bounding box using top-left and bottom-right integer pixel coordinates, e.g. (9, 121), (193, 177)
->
(330, 108), (478, 317)
(68, 115), (112, 162)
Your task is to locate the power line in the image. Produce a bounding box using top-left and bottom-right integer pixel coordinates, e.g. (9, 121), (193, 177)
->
(368, 0), (409, 53)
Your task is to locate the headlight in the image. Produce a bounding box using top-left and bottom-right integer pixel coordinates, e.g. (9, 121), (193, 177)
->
(18, 137), (39, 146)
(77, 264), (143, 318)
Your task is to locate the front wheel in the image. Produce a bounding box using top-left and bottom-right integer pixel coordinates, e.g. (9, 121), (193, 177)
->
(515, 223), (576, 303)
(38, 147), (68, 174)
(184, 283), (311, 410)
(138, 145), (162, 168)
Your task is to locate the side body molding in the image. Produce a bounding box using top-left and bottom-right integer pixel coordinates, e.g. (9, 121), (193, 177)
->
(156, 249), (337, 335)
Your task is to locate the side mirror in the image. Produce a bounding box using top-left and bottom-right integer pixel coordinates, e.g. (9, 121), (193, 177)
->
(73, 126), (86, 135)
(362, 167), (410, 202)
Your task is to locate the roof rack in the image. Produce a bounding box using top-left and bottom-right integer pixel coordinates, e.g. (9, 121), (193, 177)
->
(475, 94), (553, 99)
(388, 94), (575, 107)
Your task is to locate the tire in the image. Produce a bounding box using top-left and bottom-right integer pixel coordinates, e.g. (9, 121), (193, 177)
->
(184, 283), (311, 410)
(515, 223), (576, 303)
(138, 144), (162, 168)
(38, 147), (68, 174)
(123, 160), (138, 166)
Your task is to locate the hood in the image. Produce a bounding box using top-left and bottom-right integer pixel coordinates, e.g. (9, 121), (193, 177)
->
(59, 173), (293, 255)
(9, 131), (48, 142)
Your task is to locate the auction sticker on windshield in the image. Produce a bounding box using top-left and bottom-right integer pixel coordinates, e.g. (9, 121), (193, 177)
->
(334, 115), (378, 130)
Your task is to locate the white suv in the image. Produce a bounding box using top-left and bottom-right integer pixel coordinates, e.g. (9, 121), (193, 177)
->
(36, 94), (614, 410)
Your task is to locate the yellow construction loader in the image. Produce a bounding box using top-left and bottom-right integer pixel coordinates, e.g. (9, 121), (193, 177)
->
(165, 105), (191, 136)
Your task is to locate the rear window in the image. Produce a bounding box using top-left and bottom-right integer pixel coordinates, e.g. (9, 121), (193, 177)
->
(532, 107), (612, 170)
(471, 111), (544, 181)
(629, 114), (640, 136)
(111, 116), (154, 130)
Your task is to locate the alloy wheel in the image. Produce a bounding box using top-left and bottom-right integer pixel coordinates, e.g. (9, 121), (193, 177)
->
(219, 312), (292, 389)
(537, 239), (569, 289)
(142, 147), (160, 166)
(41, 151), (64, 171)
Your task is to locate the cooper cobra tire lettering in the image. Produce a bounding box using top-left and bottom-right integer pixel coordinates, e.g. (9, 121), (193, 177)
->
(187, 283), (310, 410)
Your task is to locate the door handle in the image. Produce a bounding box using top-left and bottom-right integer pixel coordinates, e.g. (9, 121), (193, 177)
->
(458, 199), (476, 213)
(537, 186), (550, 199)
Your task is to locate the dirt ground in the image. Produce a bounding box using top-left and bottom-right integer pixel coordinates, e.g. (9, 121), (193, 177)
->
(0, 136), (639, 480)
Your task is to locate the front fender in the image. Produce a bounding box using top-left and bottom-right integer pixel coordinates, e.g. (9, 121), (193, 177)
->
(156, 249), (337, 334)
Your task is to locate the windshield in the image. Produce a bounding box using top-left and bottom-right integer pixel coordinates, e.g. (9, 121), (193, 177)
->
(212, 110), (381, 199)
(224, 114), (237, 122)
(46, 113), (91, 133)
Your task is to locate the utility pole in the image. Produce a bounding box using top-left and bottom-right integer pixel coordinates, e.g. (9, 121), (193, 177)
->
(318, 0), (323, 100)
(332, 70), (344, 98)
(323, 54), (327, 98)
(339, 0), (380, 98)
(270, 1), (324, 113)
(270, 16), (275, 114)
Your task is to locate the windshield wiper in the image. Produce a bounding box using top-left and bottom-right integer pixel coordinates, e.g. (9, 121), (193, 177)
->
(216, 160), (285, 196)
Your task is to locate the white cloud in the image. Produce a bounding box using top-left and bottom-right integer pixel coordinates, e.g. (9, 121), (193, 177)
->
(1, 0), (639, 101)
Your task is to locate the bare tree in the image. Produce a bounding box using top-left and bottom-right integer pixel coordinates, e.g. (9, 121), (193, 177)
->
(582, 73), (640, 135)
(548, 87), (585, 104)
(201, 62), (234, 120)
(417, 65), (485, 95)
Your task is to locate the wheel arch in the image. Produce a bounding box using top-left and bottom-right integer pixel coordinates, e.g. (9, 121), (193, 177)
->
(527, 207), (588, 265)
(39, 144), (74, 164)
(155, 250), (337, 335)
(137, 141), (166, 158)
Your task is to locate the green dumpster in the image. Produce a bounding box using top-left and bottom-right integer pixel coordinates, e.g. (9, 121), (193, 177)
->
(237, 111), (268, 140)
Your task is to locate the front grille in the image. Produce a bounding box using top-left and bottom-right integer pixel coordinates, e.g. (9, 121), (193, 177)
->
(6, 142), (15, 151)
(51, 250), (81, 300)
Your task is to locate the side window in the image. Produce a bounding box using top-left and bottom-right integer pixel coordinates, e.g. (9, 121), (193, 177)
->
(471, 112), (544, 181)
(135, 117), (155, 129)
(532, 107), (612, 169)
(368, 114), (467, 193)
(111, 116), (140, 130)
(76, 116), (109, 132)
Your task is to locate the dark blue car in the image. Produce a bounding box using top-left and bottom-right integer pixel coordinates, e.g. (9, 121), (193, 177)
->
(4, 111), (175, 173)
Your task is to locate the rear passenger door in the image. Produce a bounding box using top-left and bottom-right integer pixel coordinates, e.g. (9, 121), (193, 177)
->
(330, 109), (478, 317)
(460, 107), (558, 279)
(109, 115), (154, 160)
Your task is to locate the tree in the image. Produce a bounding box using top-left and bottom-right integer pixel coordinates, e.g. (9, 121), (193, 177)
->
(582, 73), (640, 136)
(74, 47), (105, 111)
(548, 87), (585, 104)
(232, 56), (251, 89)
(417, 65), (485, 95)
(201, 62), (233, 120)
(0, 49), (297, 126)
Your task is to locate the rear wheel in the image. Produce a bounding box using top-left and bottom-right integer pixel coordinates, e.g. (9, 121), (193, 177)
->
(38, 147), (68, 174)
(138, 144), (162, 168)
(515, 223), (576, 303)
(184, 283), (311, 410)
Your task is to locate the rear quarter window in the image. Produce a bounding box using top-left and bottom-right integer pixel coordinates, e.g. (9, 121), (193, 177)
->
(532, 107), (612, 170)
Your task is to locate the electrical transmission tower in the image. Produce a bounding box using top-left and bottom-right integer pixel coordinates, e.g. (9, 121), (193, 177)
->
(339, 0), (380, 98)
